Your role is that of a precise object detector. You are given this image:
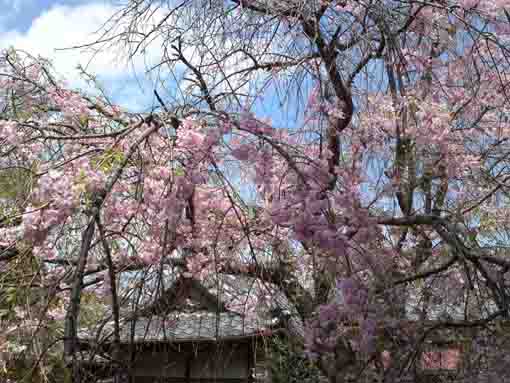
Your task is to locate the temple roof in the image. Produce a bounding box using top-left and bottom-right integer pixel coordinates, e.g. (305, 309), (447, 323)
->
(78, 273), (303, 345)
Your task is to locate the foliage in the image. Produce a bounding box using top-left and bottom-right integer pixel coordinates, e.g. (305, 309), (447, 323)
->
(269, 336), (322, 383)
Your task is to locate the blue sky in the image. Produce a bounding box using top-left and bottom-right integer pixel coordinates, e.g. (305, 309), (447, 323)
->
(0, 0), (83, 32)
(0, 0), (314, 131)
(0, 0), (165, 111)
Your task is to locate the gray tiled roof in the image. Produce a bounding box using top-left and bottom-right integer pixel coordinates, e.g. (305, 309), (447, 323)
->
(404, 284), (500, 322)
(80, 310), (276, 344)
(118, 311), (271, 342)
(79, 273), (303, 344)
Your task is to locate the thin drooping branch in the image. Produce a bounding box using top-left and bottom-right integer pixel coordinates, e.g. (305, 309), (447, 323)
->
(392, 256), (459, 287)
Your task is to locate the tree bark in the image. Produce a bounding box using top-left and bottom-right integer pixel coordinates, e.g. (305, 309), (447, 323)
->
(63, 218), (96, 383)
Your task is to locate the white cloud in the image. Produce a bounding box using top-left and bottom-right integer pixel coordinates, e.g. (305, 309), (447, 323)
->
(0, 2), (164, 88)
(0, 1), (291, 112)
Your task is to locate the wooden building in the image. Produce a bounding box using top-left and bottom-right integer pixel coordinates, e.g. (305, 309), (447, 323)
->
(76, 270), (508, 383)
(77, 274), (298, 383)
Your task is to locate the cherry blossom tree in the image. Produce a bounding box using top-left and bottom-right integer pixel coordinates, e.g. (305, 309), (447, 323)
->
(3, 0), (510, 382)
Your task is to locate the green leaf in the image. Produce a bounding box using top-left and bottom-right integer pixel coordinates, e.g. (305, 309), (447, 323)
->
(0, 168), (32, 200)
(174, 166), (185, 177)
(91, 148), (126, 173)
